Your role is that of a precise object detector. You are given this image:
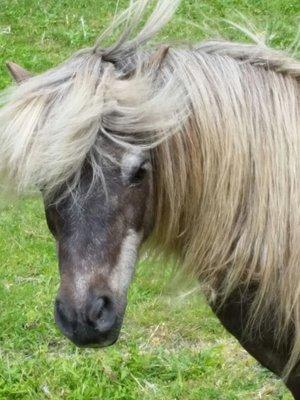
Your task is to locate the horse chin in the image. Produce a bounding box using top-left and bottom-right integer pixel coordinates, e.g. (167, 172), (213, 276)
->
(72, 335), (120, 349)
(65, 327), (121, 349)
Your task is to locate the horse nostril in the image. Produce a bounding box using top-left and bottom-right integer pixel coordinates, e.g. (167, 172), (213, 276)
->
(88, 296), (105, 321)
(88, 296), (116, 333)
(56, 299), (67, 322)
(55, 298), (76, 335)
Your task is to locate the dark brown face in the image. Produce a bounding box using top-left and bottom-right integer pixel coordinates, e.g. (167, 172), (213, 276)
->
(44, 141), (154, 347)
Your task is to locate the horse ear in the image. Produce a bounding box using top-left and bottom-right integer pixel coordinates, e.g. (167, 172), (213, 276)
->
(146, 45), (170, 70)
(120, 45), (170, 80)
(6, 61), (32, 83)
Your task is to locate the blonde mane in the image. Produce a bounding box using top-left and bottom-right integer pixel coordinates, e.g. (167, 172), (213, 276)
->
(1, 0), (300, 377)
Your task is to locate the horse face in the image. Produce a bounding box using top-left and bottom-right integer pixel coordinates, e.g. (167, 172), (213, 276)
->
(44, 141), (154, 347)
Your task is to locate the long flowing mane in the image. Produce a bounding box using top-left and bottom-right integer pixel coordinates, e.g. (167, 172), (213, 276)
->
(1, 0), (300, 377)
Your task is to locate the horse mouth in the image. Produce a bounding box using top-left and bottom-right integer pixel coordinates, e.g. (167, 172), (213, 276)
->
(56, 318), (121, 348)
(69, 334), (120, 348)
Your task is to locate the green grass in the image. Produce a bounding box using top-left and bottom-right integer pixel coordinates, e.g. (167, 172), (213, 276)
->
(0, 1), (299, 399)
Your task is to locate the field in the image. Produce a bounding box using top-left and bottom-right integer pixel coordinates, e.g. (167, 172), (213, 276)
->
(0, 0), (299, 399)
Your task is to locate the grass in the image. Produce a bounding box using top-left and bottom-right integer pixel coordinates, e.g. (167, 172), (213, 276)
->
(0, 0), (299, 399)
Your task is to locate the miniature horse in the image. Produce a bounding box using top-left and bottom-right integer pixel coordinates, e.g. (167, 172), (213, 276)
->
(1, 0), (300, 397)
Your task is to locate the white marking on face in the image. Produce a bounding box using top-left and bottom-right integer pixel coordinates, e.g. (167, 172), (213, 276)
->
(110, 229), (142, 294)
(72, 228), (141, 304)
(73, 266), (97, 305)
(74, 274), (91, 302)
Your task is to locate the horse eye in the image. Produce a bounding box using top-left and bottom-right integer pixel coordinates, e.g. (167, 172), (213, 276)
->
(129, 161), (149, 185)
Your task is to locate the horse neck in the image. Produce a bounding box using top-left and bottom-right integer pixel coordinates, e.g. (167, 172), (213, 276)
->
(151, 49), (300, 286)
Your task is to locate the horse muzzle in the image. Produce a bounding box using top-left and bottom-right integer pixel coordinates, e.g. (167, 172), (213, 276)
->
(54, 294), (122, 347)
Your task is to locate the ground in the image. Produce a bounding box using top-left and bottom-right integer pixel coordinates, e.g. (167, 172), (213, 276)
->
(0, 1), (299, 399)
